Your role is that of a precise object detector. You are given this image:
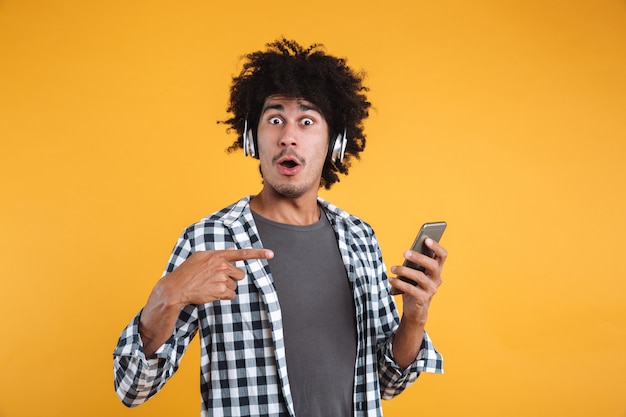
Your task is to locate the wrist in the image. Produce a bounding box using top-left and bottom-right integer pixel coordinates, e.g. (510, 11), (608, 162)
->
(401, 312), (428, 330)
(154, 274), (187, 310)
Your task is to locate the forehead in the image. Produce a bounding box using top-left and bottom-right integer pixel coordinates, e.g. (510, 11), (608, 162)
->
(261, 95), (323, 115)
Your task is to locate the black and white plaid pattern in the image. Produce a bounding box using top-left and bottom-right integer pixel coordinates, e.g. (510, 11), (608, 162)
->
(113, 196), (443, 416)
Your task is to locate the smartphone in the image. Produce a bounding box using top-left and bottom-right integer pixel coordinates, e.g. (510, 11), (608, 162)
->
(390, 221), (447, 295)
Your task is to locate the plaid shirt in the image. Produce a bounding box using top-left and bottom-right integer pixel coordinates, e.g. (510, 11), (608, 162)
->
(113, 196), (443, 416)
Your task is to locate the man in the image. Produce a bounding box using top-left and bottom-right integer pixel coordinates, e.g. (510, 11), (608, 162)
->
(113, 38), (446, 417)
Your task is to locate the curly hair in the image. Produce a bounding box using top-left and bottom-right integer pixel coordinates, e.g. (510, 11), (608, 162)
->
(222, 38), (371, 189)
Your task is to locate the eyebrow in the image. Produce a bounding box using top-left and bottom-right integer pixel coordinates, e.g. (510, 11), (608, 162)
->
(261, 100), (322, 115)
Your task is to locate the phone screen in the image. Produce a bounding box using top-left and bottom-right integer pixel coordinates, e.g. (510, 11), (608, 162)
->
(390, 221), (446, 295)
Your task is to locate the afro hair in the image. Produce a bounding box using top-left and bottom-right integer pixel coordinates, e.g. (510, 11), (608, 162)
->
(222, 38), (371, 189)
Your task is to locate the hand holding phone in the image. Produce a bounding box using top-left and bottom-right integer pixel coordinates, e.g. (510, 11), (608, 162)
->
(390, 221), (447, 295)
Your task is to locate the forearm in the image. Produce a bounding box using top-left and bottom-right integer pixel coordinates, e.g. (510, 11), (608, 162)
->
(392, 315), (426, 369)
(139, 278), (184, 357)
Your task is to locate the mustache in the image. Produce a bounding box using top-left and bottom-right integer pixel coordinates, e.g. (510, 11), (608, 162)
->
(271, 149), (306, 166)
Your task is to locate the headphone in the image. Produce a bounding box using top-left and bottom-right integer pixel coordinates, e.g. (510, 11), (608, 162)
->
(243, 120), (347, 163)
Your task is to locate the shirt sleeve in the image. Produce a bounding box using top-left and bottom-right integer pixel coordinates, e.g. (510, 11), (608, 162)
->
(112, 227), (200, 407)
(112, 305), (199, 407)
(377, 330), (444, 400)
(369, 231), (444, 399)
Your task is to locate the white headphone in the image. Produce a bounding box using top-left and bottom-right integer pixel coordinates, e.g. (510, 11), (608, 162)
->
(242, 119), (256, 158)
(243, 121), (347, 163)
(329, 128), (348, 163)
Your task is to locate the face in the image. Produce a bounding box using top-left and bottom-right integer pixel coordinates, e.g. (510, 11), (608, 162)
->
(256, 95), (330, 199)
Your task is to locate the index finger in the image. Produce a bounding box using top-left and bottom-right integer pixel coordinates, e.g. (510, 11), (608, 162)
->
(220, 248), (274, 263)
(425, 238), (448, 262)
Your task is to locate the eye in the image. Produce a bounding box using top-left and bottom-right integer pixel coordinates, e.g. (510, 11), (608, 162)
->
(269, 116), (283, 125)
(301, 117), (314, 126)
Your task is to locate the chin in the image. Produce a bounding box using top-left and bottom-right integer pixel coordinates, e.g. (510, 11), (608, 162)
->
(269, 181), (311, 199)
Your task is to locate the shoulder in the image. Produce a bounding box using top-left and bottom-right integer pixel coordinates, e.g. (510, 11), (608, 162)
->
(318, 197), (375, 237)
(200, 196), (252, 224)
(180, 196), (253, 246)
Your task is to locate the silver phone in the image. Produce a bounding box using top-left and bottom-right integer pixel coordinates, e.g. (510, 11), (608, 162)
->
(390, 221), (447, 295)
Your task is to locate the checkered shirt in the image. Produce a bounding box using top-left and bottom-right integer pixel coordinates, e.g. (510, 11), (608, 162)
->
(113, 196), (443, 416)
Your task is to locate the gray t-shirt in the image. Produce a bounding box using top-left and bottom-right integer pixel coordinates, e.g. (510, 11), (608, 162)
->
(253, 210), (357, 417)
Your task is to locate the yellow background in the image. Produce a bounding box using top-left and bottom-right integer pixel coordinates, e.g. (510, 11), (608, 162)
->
(1, 1), (625, 416)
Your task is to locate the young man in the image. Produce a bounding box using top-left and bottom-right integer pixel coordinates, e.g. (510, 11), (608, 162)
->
(113, 38), (446, 417)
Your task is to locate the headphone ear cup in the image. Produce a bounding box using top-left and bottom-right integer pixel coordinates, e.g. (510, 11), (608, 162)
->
(243, 120), (257, 158)
(330, 130), (347, 163)
(247, 129), (257, 158)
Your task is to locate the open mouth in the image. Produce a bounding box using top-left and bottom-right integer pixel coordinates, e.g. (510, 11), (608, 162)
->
(274, 152), (304, 175)
(276, 153), (303, 167)
(280, 160), (299, 169)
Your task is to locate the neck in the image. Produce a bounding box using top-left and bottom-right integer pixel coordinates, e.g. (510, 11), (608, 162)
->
(250, 188), (320, 226)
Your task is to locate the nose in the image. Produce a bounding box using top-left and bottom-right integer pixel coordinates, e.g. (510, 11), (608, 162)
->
(279, 121), (298, 149)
